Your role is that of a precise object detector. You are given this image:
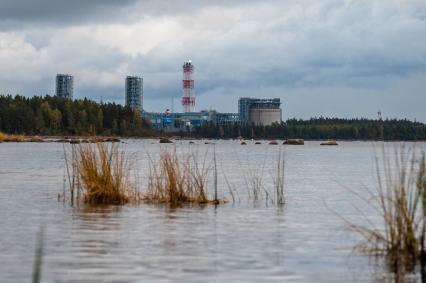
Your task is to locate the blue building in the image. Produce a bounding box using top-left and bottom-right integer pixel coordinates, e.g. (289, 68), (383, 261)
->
(144, 111), (212, 131)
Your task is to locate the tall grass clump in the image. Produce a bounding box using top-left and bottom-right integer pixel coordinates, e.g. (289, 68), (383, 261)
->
(145, 148), (215, 204)
(350, 145), (426, 276)
(65, 142), (139, 205)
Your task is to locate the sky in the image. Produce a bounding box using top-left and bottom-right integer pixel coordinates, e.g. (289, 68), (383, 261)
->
(0, 0), (425, 121)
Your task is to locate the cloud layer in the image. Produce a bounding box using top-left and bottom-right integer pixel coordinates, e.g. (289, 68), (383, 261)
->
(0, 0), (425, 120)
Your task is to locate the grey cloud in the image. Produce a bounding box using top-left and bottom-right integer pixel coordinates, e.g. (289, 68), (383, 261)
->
(0, 0), (136, 28)
(0, 0), (261, 29)
(0, 0), (425, 121)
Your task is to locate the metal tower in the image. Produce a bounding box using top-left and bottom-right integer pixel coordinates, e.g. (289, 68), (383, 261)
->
(181, 60), (195, 112)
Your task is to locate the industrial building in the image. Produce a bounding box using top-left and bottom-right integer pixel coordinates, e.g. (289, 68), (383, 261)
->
(125, 76), (143, 112)
(238, 97), (282, 126)
(133, 60), (282, 130)
(145, 111), (211, 131)
(210, 112), (240, 125)
(56, 74), (74, 99)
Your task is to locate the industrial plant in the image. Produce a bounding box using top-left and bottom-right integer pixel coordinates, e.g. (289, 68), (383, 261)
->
(55, 60), (282, 130)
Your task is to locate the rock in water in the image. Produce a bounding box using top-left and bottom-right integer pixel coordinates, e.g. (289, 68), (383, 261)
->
(320, 140), (338, 146)
(159, 138), (173, 144)
(283, 139), (304, 145)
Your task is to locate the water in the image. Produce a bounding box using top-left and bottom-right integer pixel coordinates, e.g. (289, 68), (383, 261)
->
(0, 140), (424, 282)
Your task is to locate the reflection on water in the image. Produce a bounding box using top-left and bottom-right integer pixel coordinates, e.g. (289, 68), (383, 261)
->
(0, 140), (425, 282)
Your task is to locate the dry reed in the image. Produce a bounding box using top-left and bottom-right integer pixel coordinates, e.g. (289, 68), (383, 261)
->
(64, 142), (139, 205)
(145, 148), (215, 204)
(349, 145), (426, 276)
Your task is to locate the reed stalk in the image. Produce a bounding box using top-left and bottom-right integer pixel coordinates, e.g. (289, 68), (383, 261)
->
(349, 145), (426, 276)
(273, 147), (285, 205)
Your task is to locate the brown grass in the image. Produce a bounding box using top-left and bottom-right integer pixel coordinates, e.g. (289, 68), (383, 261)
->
(349, 145), (426, 276)
(145, 148), (214, 204)
(0, 132), (25, 142)
(65, 142), (139, 205)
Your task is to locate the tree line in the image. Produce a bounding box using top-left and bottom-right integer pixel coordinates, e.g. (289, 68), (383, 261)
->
(1, 95), (425, 140)
(193, 118), (426, 140)
(0, 95), (152, 136)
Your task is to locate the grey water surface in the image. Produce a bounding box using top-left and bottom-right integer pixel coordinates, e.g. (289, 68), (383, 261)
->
(0, 140), (424, 283)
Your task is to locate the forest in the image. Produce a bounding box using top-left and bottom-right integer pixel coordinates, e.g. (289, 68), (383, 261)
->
(0, 95), (152, 136)
(193, 118), (426, 141)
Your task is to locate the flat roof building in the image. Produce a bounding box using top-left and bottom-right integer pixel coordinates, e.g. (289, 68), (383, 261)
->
(125, 76), (143, 112)
(56, 74), (74, 99)
(238, 97), (282, 126)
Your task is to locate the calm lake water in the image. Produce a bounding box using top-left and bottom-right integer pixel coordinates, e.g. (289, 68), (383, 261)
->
(0, 140), (425, 282)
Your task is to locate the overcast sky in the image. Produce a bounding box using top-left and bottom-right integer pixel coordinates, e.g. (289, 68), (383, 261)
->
(0, 0), (425, 120)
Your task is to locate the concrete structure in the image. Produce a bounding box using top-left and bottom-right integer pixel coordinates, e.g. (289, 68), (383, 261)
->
(238, 98), (282, 126)
(125, 76), (143, 112)
(56, 74), (74, 99)
(249, 108), (282, 126)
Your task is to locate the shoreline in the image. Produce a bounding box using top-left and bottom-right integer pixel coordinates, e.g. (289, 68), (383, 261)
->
(1, 134), (425, 143)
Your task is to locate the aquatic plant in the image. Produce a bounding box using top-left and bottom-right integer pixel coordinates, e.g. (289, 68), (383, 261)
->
(273, 147), (285, 205)
(349, 146), (426, 277)
(241, 155), (267, 202)
(145, 148), (215, 204)
(236, 147), (286, 206)
(65, 142), (139, 205)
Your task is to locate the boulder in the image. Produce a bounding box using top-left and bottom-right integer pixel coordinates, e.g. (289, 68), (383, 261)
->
(159, 138), (173, 144)
(320, 140), (338, 146)
(29, 136), (44, 142)
(283, 139), (304, 145)
(105, 138), (121, 143)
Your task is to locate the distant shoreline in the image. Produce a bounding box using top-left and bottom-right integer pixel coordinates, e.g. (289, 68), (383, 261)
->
(1, 134), (425, 143)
